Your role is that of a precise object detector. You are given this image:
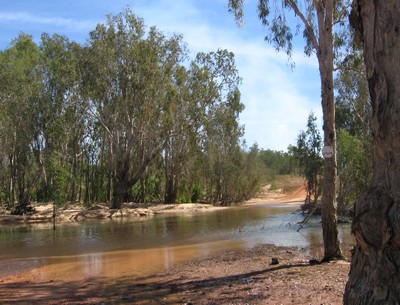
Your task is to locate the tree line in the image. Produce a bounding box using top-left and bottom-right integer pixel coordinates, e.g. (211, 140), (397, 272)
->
(0, 9), (264, 214)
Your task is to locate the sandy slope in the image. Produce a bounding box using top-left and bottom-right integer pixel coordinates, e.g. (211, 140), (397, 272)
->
(245, 176), (307, 205)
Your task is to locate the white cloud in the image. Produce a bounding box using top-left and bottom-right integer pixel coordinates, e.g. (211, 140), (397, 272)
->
(0, 12), (95, 31)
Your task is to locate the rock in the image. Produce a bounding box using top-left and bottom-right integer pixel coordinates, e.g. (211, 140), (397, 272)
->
(309, 259), (321, 265)
(87, 205), (105, 210)
(271, 257), (280, 265)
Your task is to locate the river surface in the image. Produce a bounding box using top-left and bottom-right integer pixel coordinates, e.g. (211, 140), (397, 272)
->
(0, 203), (353, 281)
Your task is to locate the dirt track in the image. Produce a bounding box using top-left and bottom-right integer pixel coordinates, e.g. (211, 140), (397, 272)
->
(245, 176), (307, 205)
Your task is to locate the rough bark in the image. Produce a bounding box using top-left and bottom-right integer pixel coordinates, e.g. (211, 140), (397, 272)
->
(317, 1), (344, 262)
(344, 1), (400, 304)
(111, 155), (131, 209)
(111, 145), (164, 209)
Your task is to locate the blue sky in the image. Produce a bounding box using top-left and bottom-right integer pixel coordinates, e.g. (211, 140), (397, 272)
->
(0, 0), (322, 151)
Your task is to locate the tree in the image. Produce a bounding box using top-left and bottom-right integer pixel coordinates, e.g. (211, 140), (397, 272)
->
(81, 9), (187, 209)
(0, 34), (45, 214)
(344, 1), (400, 304)
(228, 0), (348, 261)
(37, 33), (86, 204)
(163, 66), (191, 204)
(163, 49), (243, 204)
(335, 51), (370, 139)
(336, 129), (371, 215)
(335, 49), (372, 215)
(294, 112), (323, 207)
(193, 50), (244, 204)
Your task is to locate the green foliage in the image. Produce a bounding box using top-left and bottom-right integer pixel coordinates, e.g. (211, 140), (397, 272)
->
(337, 129), (372, 214)
(191, 184), (204, 203)
(229, 0), (351, 60)
(259, 148), (299, 178)
(0, 9), (261, 209)
(38, 157), (69, 204)
(0, 34), (46, 214)
(130, 175), (163, 204)
(335, 55), (371, 140)
(335, 55), (372, 215)
(292, 112), (323, 205)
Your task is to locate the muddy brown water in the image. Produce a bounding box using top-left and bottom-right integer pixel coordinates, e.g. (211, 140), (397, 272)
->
(0, 203), (353, 281)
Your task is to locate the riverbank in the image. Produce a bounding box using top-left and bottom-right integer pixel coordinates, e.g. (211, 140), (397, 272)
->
(0, 202), (229, 224)
(0, 176), (306, 224)
(0, 244), (350, 304)
(132, 244), (350, 305)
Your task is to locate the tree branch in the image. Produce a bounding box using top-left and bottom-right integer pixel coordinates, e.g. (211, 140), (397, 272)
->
(286, 0), (320, 53)
(333, 65), (366, 78)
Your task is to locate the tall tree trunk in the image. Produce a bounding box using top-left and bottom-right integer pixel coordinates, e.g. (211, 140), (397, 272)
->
(8, 154), (16, 208)
(78, 155), (83, 203)
(344, 1), (400, 304)
(317, 1), (344, 262)
(111, 145), (164, 209)
(164, 177), (177, 204)
(69, 146), (77, 202)
(164, 145), (179, 204)
(112, 181), (130, 209)
(111, 158), (130, 209)
(84, 153), (91, 205)
(139, 177), (146, 203)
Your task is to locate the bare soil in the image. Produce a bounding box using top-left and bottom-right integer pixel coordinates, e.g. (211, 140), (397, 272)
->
(245, 176), (307, 205)
(0, 245), (350, 305)
(0, 177), (351, 304)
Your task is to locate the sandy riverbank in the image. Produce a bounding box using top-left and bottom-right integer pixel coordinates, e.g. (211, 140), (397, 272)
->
(0, 202), (230, 224)
(0, 176), (306, 224)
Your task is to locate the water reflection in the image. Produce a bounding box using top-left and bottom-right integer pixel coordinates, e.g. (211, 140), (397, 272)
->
(0, 203), (353, 280)
(4, 239), (245, 282)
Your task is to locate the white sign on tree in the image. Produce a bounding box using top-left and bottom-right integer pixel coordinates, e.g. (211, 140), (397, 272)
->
(322, 146), (334, 159)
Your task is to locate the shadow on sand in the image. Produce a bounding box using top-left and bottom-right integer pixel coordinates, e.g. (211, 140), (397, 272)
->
(0, 263), (311, 304)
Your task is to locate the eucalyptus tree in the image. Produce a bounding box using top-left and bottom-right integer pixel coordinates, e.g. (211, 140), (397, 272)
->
(0, 51), (7, 205)
(335, 52), (372, 214)
(192, 49), (243, 204)
(0, 34), (45, 214)
(228, 0), (350, 261)
(294, 112), (323, 207)
(38, 33), (85, 203)
(163, 66), (194, 203)
(344, 1), (400, 303)
(335, 49), (370, 140)
(240, 144), (265, 201)
(163, 49), (244, 204)
(81, 9), (187, 209)
(208, 89), (245, 204)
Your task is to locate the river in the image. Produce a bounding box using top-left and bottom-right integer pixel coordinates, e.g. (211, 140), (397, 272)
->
(0, 203), (353, 281)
